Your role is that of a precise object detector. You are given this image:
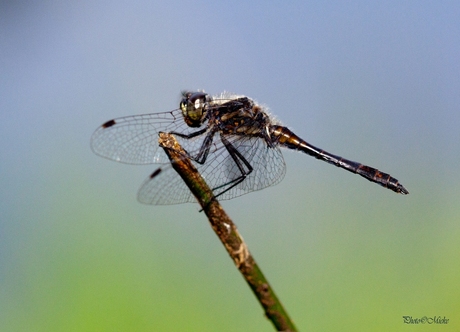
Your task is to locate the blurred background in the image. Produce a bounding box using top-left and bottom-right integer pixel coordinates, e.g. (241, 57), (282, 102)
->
(1, 1), (459, 331)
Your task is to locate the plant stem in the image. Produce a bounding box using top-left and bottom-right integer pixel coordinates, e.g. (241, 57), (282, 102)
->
(159, 133), (297, 332)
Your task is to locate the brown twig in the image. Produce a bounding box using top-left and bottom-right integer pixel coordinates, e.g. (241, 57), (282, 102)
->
(158, 132), (297, 332)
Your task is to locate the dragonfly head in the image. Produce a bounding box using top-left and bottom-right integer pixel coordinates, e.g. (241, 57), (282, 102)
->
(180, 91), (210, 127)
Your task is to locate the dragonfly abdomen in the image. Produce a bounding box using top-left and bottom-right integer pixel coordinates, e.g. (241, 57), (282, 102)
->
(270, 125), (409, 194)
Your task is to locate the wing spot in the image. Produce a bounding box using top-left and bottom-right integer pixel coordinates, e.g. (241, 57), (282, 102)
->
(102, 119), (116, 128)
(150, 168), (162, 178)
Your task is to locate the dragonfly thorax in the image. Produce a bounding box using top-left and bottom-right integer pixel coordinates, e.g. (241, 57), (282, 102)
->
(180, 91), (211, 127)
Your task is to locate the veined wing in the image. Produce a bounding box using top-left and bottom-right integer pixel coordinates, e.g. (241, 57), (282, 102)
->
(137, 165), (195, 205)
(90, 109), (209, 165)
(198, 134), (286, 200)
(137, 133), (286, 205)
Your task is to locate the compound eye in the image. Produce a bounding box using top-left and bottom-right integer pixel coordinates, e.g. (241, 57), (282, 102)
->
(194, 97), (204, 111)
(179, 92), (209, 127)
(180, 101), (186, 113)
(188, 97), (204, 121)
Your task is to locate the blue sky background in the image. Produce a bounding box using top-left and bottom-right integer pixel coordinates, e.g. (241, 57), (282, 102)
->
(1, 1), (459, 331)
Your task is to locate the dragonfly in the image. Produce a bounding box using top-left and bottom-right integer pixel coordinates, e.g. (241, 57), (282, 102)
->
(91, 91), (409, 205)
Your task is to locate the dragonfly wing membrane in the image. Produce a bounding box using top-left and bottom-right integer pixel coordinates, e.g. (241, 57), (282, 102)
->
(137, 165), (196, 205)
(194, 134), (286, 200)
(90, 110), (206, 165)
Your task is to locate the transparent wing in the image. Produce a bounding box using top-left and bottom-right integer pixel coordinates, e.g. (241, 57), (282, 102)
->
(90, 109), (211, 165)
(197, 134), (286, 200)
(138, 166), (196, 205)
(137, 133), (286, 205)
(92, 96), (287, 205)
(90, 97), (242, 165)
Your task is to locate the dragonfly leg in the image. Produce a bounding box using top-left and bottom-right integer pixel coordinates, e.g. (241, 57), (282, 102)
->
(163, 128), (215, 164)
(210, 135), (254, 199)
